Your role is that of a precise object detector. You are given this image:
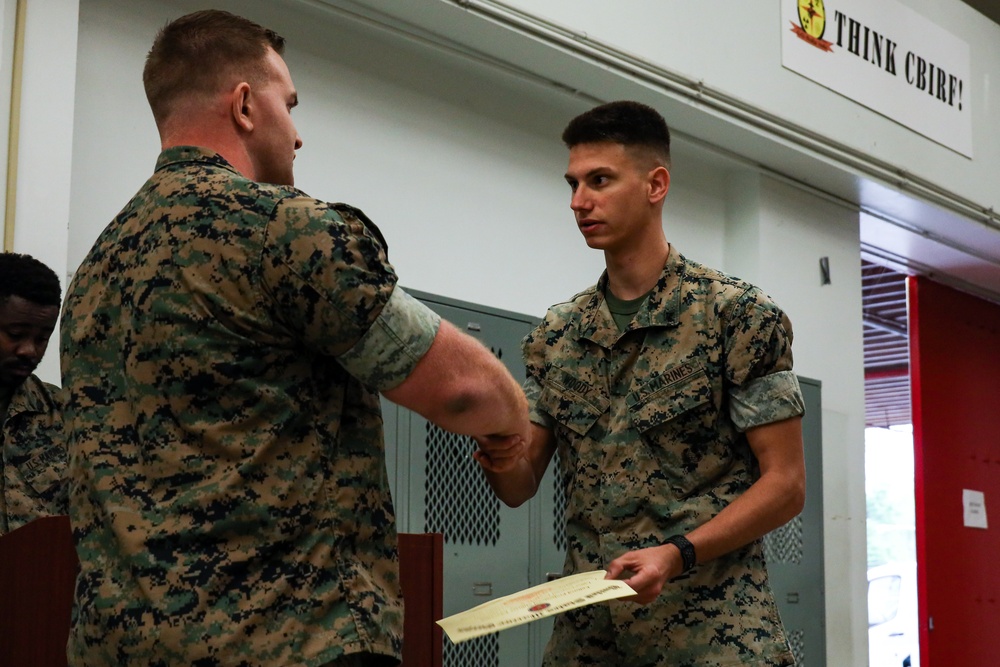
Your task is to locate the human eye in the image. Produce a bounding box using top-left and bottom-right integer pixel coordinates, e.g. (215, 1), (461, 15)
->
(1, 326), (25, 342)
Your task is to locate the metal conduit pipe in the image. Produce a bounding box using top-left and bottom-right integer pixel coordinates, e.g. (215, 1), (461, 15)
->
(450, 0), (1000, 237)
(3, 0), (25, 252)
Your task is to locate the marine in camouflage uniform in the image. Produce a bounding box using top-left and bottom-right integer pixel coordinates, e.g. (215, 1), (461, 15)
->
(1, 375), (68, 534)
(60, 11), (529, 666)
(524, 245), (804, 666)
(0, 251), (67, 535)
(478, 101), (806, 666)
(61, 146), (440, 666)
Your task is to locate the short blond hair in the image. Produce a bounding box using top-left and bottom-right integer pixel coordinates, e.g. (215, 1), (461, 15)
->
(142, 9), (285, 125)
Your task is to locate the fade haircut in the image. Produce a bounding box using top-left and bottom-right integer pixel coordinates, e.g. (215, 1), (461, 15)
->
(143, 9), (286, 125)
(0, 252), (61, 308)
(562, 100), (671, 170)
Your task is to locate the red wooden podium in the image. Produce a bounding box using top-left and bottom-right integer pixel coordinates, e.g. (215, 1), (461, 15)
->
(0, 515), (77, 667)
(398, 532), (444, 667)
(0, 517), (442, 667)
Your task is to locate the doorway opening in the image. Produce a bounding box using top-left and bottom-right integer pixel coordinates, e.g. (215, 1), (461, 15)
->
(862, 259), (919, 667)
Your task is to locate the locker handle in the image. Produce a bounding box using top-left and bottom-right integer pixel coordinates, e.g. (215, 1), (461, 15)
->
(472, 582), (493, 596)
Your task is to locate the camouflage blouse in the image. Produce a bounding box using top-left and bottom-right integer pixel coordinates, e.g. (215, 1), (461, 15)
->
(60, 147), (439, 667)
(0, 374), (67, 534)
(523, 245), (804, 666)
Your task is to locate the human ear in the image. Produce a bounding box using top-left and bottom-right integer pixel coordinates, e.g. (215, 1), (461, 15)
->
(232, 82), (253, 132)
(648, 166), (670, 204)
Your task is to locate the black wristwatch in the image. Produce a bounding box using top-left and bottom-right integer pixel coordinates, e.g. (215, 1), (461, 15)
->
(663, 534), (697, 573)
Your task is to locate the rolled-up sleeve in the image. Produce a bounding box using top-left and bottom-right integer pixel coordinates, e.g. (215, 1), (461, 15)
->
(724, 287), (805, 431)
(729, 370), (804, 431)
(337, 286), (440, 391)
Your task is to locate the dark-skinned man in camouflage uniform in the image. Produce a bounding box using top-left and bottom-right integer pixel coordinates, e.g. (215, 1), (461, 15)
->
(0, 252), (67, 535)
(60, 10), (528, 667)
(478, 101), (806, 666)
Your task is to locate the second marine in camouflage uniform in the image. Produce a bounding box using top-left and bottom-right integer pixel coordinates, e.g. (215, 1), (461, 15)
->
(60, 147), (440, 666)
(524, 245), (804, 666)
(1, 374), (67, 534)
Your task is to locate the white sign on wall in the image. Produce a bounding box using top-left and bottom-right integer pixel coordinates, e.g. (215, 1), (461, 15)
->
(781, 0), (972, 157)
(963, 489), (988, 529)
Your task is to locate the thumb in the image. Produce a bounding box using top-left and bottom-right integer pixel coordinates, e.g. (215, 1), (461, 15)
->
(605, 557), (627, 580)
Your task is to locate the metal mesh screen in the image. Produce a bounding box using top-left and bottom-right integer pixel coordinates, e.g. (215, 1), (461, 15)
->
(444, 632), (499, 667)
(551, 450), (567, 552)
(424, 423), (500, 545)
(764, 515), (804, 565)
(787, 628), (805, 666)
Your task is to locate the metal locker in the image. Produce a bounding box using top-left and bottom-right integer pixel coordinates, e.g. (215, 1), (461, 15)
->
(383, 289), (543, 667)
(764, 377), (826, 667)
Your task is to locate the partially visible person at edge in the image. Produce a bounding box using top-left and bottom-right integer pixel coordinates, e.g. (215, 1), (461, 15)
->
(59, 10), (528, 667)
(477, 101), (806, 666)
(0, 251), (67, 535)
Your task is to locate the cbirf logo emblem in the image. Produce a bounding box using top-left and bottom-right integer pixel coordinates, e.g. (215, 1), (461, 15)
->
(793, 0), (833, 52)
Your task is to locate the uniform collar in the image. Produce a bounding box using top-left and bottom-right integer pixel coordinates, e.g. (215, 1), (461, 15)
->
(578, 245), (686, 347)
(3, 374), (49, 420)
(154, 146), (240, 175)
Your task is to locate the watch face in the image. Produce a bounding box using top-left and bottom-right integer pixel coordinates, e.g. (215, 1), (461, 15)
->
(798, 0), (826, 39)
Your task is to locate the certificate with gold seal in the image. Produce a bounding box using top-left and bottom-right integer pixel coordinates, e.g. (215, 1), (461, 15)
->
(436, 570), (636, 644)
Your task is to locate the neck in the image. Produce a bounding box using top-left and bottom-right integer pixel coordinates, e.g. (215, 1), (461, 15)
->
(161, 133), (254, 180)
(604, 235), (670, 300)
(158, 106), (255, 180)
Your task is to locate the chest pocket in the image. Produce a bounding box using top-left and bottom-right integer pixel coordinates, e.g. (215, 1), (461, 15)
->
(626, 365), (732, 498)
(538, 367), (609, 437)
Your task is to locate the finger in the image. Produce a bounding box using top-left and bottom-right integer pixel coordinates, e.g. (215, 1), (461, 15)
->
(478, 438), (523, 456)
(472, 449), (494, 470)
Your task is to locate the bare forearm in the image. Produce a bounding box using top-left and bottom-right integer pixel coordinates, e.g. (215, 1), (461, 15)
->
(426, 350), (528, 438)
(384, 320), (530, 440)
(687, 417), (805, 564)
(481, 458), (540, 507)
(685, 468), (805, 564)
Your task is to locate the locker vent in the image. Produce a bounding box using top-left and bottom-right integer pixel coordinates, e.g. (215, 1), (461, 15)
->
(443, 632), (499, 667)
(423, 423), (500, 545)
(786, 628), (805, 666)
(552, 450), (567, 552)
(763, 515), (804, 565)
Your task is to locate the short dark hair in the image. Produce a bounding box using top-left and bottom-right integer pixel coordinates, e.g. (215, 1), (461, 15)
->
(143, 9), (286, 125)
(0, 252), (61, 308)
(562, 100), (671, 170)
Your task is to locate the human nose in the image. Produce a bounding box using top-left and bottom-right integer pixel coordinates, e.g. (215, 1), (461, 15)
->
(570, 186), (591, 213)
(294, 133), (303, 150)
(15, 338), (42, 361)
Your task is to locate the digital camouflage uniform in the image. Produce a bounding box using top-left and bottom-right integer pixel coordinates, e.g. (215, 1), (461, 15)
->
(60, 147), (440, 667)
(524, 245), (804, 667)
(0, 374), (68, 534)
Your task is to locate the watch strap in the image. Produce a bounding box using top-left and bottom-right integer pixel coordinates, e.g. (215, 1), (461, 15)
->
(664, 534), (697, 573)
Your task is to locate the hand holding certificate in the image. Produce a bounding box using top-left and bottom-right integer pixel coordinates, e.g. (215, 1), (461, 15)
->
(436, 570), (636, 644)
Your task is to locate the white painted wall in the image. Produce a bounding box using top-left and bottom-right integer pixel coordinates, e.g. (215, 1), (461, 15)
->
(499, 0), (1000, 215)
(4, 0), (870, 663)
(6, 0), (79, 384)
